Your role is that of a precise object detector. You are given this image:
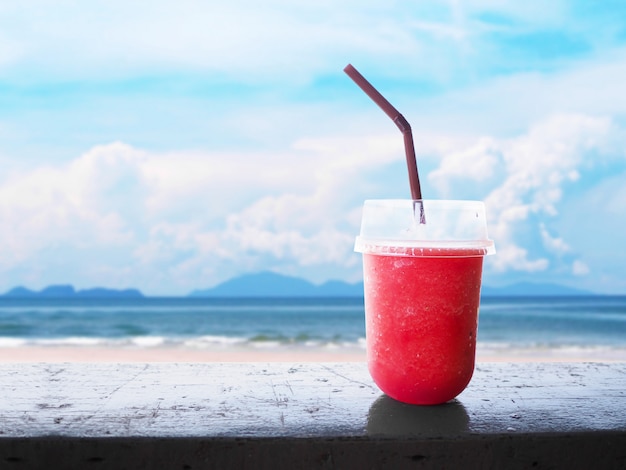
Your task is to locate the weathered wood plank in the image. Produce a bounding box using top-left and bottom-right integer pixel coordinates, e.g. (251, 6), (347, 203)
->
(0, 362), (625, 469)
(1, 362), (625, 437)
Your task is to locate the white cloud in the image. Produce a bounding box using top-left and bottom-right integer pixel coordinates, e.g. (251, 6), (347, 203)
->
(2, 108), (621, 292)
(429, 136), (501, 197)
(485, 114), (614, 269)
(222, 195), (357, 266)
(572, 260), (589, 276)
(426, 113), (617, 274)
(539, 223), (570, 255)
(499, 117), (604, 192)
(0, 136), (384, 292)
(489, 244), (549, 273)
(0, 143), (140, 271)
(1, 112), (625, 293)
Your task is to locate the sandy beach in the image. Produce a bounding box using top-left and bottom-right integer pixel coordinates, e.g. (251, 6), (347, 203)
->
(0, 346), (366, 363)
(1, 346), (625, 363)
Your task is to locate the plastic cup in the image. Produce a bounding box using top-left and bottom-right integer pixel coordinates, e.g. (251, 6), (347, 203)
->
(355, 200), (495, 405)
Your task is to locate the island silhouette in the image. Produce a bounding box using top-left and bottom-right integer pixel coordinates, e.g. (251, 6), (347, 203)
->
(1, 271), (594, 298)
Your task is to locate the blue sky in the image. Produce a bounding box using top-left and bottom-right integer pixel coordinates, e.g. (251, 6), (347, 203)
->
(2, 0), (626, 295)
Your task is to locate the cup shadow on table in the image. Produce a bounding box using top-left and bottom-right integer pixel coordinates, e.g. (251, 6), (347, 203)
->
(366, 394), (470, 437)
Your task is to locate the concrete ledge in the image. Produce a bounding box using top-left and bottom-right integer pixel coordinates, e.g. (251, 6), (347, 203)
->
(1, 362), (625, 469)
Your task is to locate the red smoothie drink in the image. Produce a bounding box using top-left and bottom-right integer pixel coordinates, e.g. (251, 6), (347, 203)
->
(356, 200), (494, 405)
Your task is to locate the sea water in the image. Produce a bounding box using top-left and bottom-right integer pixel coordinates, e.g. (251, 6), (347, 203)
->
(0, 296), (625, 358)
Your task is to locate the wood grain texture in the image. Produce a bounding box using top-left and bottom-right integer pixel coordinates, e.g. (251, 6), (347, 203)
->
(0, 362), (625, 469)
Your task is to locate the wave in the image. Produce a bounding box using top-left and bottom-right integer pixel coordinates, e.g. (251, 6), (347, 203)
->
(1, 335), (625, 360)
(0, 334), (368, 351)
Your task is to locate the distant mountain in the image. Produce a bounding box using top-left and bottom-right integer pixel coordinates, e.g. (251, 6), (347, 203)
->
(189, 272), (597, 298)
(3, 286), (37, 297)
(480, 282), (594, 297)
(0, 278), (597, 299)
(75, 287), (145, 298)
(189, 271), (363, 297)
(2, 284), (144, 298)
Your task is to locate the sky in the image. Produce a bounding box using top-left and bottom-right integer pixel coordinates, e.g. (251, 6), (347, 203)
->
(1, 0), (626, 295)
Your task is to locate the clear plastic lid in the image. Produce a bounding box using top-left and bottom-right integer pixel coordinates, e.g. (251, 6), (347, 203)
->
(354, 199), (495, 257)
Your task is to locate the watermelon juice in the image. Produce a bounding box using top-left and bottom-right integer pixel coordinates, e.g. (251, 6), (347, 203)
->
(355, 200), (495, 405)
(363, 248), (484, 405)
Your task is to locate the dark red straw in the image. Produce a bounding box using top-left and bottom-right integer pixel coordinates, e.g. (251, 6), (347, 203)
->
(343, 64), (423, 202)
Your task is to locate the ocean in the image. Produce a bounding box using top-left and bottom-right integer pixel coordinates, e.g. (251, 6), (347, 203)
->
(0, 296), (625, 360)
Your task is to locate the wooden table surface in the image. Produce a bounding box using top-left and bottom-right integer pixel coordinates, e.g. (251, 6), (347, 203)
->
(1, 362), (625, 469)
